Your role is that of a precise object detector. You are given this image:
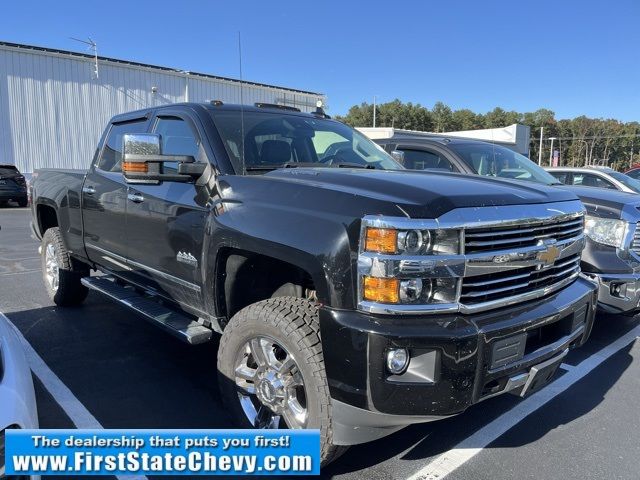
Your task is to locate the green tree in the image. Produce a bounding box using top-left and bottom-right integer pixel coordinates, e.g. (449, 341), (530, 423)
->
(451, 109), (484, 130)
(431, 101), (453, 132)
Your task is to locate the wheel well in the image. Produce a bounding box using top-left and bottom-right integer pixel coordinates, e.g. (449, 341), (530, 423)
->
(218, 250), (315, 319)
(37, 205), (58, 234)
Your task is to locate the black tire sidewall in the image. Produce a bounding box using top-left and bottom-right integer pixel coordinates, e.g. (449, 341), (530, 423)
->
(218, 301), (328, 432)
(41, 228), (88, 306)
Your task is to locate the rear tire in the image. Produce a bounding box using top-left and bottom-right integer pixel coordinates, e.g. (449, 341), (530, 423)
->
(217, 297), (348, 466)
(41, 227), (89, 306)
(17, 198), (28, 207)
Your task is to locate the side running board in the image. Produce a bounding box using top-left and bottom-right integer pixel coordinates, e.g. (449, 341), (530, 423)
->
(81, 276), (212, 345)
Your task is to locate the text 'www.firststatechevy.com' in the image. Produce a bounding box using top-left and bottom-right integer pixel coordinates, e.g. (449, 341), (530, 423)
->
(5, 429), (320, 476)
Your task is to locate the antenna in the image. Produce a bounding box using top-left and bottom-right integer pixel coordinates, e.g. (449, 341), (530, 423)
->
(238, 32), (246, 176)
(70, 37), (99, 79)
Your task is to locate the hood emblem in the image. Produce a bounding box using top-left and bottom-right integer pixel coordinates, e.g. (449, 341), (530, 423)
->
(177, 251), (198, 267)
(536, 240), (560, 269)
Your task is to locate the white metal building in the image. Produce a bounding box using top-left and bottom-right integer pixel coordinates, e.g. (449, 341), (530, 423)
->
(0, 41), (325, 173)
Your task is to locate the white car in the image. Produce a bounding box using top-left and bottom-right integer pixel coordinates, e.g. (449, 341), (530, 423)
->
(546, 166), (640, 194)
(0, 314), (38, 476)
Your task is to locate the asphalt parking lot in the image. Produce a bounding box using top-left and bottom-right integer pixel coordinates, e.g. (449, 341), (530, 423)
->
(2, 206), (640, 480)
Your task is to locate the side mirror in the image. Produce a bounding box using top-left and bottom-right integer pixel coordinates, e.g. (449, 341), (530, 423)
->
(122, 133), (201, 184)
(391, 150), (405, 166)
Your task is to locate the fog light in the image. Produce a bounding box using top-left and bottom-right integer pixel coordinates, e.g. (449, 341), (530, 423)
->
(386, 348), (409, 375)
(610, 282), (627, 298)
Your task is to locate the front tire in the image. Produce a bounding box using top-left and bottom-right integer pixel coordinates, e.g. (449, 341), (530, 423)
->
(217, 297), (347, 466)
(17, 198), (28, 207)
(41, 227), (89, 306)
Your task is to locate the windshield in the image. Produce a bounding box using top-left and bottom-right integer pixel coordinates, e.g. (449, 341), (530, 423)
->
(608, 171), (640, 193)
(448, 143), (559, 185)
(210, 110), (402, 173)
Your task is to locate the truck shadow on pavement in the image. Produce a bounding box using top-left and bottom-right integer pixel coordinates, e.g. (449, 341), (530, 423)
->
(7, 294), (233, 430)
(5, 296), (638, 477)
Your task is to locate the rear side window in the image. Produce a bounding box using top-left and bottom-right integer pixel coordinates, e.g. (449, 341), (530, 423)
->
(548, 171), (569, 184)
(571, 173), (616, 189)
(97, 120), (148, 172)
(400, 148), (455, 171)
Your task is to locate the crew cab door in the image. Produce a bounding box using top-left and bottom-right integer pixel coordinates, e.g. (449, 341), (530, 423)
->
(83, 116), (150, 273)
(124, 111), (209, 312)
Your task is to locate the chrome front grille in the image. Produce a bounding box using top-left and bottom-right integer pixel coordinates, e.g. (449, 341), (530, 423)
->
(465, 216), (584, 254)
(357, 201), (586, 316)
(632, 222), (640, 255)
(461, 253), (581, 306)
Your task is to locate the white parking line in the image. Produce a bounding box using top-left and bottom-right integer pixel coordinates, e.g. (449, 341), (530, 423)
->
(1, 312), (147, 480)
(0, 269), (41, 276)
(408, 325), (640, 480)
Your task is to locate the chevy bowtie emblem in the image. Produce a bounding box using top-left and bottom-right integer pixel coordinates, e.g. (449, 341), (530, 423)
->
(536, 240), (560, 269)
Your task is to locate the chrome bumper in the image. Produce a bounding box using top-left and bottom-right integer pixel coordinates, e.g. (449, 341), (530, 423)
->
(587, 272), (640, 314)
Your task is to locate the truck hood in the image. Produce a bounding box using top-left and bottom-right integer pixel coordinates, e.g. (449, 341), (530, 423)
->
(558, 185), (640, 220)
(263, 168), (577, 218)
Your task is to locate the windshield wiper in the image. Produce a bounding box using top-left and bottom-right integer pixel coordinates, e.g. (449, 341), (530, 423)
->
(331, 162), (377, 169)
(244, 161), (378, 172)
(244, 162), (316, 171)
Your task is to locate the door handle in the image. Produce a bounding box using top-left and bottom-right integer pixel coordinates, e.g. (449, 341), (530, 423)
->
(82, 186), (96, 195)
(127, 192), (144, 203)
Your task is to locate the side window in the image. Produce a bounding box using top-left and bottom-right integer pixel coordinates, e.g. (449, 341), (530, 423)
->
(549, 172), (569, 184)
(573, 173), (616, 189)
(153, 117), (200, 173)
(399, 148), (455, 171)
(97, 120), (148, 172)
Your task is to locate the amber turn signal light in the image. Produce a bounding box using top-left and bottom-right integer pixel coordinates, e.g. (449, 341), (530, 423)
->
(363, 276), (399, 303)
(122, 162), (148, 173)
(365, 228), (397, 253)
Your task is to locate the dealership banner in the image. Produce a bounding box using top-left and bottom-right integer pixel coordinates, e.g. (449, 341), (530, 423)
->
(5, 429), (320, 476)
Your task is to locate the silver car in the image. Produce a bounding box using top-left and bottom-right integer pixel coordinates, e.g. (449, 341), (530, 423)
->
(0, 314), (38, 477)
(546, 166), (640, 194)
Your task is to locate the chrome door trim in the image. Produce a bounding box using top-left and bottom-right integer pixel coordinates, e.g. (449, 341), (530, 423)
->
(86, 243), (201, 293)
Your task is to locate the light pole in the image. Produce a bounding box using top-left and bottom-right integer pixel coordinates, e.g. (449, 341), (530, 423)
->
(538, 127), (544, 165)
(548, 137), (557, 165)
(373, 95), (377, 128)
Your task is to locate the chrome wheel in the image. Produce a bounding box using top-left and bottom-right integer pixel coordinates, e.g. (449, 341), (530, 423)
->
(234, 336), (308, 429)
(44, 243), (59, 292)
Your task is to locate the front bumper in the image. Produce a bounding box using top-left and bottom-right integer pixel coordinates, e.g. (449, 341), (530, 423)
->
(586, 272), (640, 314)
(320, 276), (597, 445)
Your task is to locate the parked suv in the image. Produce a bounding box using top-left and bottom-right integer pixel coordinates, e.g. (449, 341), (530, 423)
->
(375, 136), (640, 315)
(30, 103), (597, 464)
(546, 166), (640, 194)
(0, 164), (28, 207)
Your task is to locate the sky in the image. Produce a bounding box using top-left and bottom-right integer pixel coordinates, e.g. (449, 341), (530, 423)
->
(1, 0), (639, 121)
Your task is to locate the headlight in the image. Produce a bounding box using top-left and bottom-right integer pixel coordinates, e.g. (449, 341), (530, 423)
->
(365, 227), (460, 255)
(363, 276), (457, 305)
(360, 219), (462, 309)
(584, 216), (628, 248)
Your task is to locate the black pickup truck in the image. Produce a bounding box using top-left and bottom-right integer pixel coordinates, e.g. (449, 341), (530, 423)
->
(375, 136), (640, 315)
(30, 102), (597, 465)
